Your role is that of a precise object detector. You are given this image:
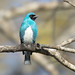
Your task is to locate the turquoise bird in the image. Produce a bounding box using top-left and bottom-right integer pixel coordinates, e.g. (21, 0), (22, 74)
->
(20, 12), (38, 64)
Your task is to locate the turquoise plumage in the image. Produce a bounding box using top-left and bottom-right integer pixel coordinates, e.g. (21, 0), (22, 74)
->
(20, 12), (37, 64)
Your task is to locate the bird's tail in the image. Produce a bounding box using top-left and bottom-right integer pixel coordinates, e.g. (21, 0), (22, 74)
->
(23, 51), (32, 65)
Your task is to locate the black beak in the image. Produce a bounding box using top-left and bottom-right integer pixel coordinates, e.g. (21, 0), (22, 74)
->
(33, 15), (38, 19)
(30, 14), (38, 21)
(33, 15), (38, 21)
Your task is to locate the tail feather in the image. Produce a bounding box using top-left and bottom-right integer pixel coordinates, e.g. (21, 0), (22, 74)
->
(24, 51), (32, 65)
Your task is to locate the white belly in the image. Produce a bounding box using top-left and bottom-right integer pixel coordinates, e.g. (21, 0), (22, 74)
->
(23, 26), (33, 43)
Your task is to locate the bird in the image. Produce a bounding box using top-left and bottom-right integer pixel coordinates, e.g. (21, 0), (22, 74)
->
(20, 12), (38, 64)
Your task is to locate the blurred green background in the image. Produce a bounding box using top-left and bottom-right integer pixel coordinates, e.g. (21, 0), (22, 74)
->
(0, 0), (75, 75)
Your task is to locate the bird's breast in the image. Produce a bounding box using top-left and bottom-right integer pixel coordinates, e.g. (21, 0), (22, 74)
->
(23, 26), (33, 43)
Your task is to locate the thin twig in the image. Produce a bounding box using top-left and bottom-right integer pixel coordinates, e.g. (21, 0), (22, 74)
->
(64, 0), (75, 7)
(59, 37), (75, 46)
(45, 48), (75, 72)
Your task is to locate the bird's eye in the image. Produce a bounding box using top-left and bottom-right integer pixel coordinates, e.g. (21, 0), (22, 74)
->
(29, 15), (35, 18)
(29, 15), (33, 18)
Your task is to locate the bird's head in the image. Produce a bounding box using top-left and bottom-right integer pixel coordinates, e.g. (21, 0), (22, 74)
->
(25, 12), (38, 21)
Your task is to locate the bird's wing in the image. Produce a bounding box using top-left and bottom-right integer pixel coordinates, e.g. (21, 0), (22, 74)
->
(20, 22), (29, 43)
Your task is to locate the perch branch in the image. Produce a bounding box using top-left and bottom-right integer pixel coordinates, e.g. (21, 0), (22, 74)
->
(0, 38), (75, 72)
